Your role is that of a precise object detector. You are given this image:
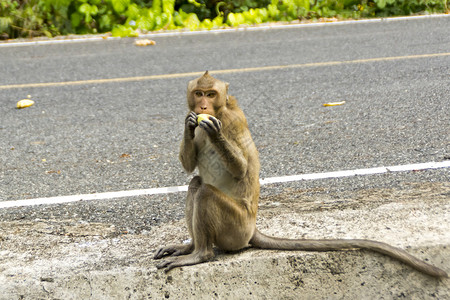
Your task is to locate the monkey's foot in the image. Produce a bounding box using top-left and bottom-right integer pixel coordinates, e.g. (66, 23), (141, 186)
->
(155, 251), (214, 272)
(154, 243), (194, 259)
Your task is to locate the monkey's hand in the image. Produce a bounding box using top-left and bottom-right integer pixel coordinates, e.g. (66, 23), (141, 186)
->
(199, 116), (222, 141)
(185, 111), (198, 139)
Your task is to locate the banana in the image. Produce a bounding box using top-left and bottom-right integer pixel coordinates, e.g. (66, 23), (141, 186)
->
(323, 101), (346, 107)
(16, 99), (35, 109)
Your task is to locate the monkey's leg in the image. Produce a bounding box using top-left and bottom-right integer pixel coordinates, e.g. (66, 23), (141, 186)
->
(156, 176), (252, 272)
(153, 177), (200, 259)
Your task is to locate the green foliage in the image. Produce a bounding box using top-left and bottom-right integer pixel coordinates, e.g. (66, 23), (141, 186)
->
(0, 0), (448, 39)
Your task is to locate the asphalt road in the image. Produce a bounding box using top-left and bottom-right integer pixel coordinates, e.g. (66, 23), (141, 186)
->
(0, 16), (449, 229)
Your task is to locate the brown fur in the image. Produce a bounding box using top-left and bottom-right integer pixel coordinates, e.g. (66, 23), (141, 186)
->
(154, 72), (448, 278)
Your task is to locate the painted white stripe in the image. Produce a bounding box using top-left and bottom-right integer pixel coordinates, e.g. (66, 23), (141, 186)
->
(0, 14), (448, 48)
(0, 185), (189, 209)
(0, 161), (448, 209)
(259, 161), (450, 184)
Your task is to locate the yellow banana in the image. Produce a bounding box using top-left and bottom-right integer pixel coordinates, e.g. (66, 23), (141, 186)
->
(16, 99), (35, 109)
(323, 101), (346, 107)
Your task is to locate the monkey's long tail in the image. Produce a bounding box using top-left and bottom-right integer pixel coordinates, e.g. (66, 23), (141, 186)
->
(250, 229), (448, 278)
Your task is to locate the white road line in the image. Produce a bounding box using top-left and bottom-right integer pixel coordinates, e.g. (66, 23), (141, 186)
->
(259, 161), (450, 184)
(0, 185), (189, 209)
(1, 161), (448, 209)
(0, 14), (448, 48)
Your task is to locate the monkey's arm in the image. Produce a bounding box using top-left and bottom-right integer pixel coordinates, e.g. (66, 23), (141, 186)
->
(199, 117), (248, 179)
(179, 112), (198, 173)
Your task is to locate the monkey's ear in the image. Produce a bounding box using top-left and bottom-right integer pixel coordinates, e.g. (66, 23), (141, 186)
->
(225, 82), (229, 93)
(204, 70), (209, 76)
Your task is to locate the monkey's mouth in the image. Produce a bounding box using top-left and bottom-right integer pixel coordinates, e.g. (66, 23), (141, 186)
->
(196, 111), (215, 116)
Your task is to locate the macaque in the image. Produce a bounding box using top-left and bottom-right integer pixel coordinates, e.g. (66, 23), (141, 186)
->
(154, 71), (448, 278)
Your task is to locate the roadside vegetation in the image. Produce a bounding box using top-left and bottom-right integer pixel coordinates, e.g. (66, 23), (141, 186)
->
(0, 0), (448, 39)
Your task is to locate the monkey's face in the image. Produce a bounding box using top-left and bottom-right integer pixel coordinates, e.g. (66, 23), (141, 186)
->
(187, 71), (229, 117)
(190, 89), (220, 116)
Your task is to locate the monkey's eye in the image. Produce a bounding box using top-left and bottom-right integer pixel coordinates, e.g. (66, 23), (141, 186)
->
(206, 91), (217, 98)
(194, 91), (204, 97)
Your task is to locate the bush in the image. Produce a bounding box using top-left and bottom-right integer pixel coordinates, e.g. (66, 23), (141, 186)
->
(0, 0), (448, 39)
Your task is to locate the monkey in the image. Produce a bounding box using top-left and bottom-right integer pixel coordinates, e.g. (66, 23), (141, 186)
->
(154, 71), (448, 278)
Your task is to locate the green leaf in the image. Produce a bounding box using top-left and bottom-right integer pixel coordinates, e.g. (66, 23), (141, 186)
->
(162, 0), (176, 15)
(111, 25), (138, 37)
(125, 3), (140, 20)
(212, 15), (223, 28)
(0, 17), (12, 32)
(42, 30), (53, 38)
(90, 5), (98, 16)
(152, 0), (161, 15)
(136, 16), (154, 31)
(174, 12), (183, 26)
(111, 0), (130, 14)
(184, 13), (200, 31)
(70, 11), (83, 28)
(160, 12), (169, 26)
(227, 12), (236, 26)
(227, 12), (246, 27)
(78, 3), (90, 14)
(375, 0), (387, 9)
(257, 8), (269, 22)
(154, 15), (163, 29)
(268, 4), (279, 19)
(78, 3), (97, 24)
(243, 9), (257, 23)
(200, 18), (213, 29)
(295, 0), (310, 10)
(99, 14), (112, 31)
(234, 12), (245, 25)
(187, 0), (202, 8)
